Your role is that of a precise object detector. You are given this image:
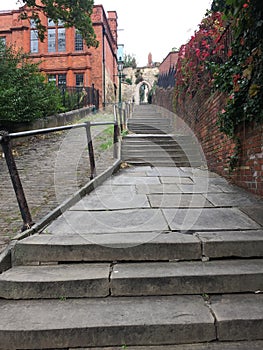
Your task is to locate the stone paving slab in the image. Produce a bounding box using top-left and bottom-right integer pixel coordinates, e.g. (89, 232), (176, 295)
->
(44, 209), (168, 234)
(160, 176), (194, 184)
(75, 341), (263, 350)
(104, 175), (161, 185)
(188, 179), (240, 194)
(240, 206), (263, 226)
(197, 230), (263, 258)
(92, 184), (136, 195)
(177, 183), (223, 193)
(206, 193), (262, 207)
(163, 208), (260, 231)
(120, 166), (153, 175)
(0, 263), (110, 299)
(110, 260), (263, 296)
(136, 183), (181, 194)
(180, 168), (220, 178)
(0, 295), (215, 348)
(210, 294), (263, 341)
(146, 167), (190, 177)
(69, 193), (150, 210)
(14, 232), (201, 264)
(148, 194), (213, 208)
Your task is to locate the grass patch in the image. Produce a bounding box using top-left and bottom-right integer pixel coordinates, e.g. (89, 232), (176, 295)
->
(97, 125), (114, 151)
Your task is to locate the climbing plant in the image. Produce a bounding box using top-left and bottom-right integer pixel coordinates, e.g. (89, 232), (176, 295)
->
(174, 11), (225, 104)
(174, 0), (263, 171)
(209, 0), (263, 137)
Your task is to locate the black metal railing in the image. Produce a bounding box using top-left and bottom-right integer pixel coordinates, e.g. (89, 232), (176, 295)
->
(0, 120), (119, 232)
(157, 67), (176, 89)
(0, 101), (133, 232)
(60, 85), (100, 111)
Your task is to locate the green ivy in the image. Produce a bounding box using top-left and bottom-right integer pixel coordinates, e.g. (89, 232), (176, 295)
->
(210, 0), (263, 137)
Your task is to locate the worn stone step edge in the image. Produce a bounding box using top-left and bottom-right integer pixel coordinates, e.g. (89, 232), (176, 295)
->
(121, 149), (194, 153)
(110, 259), (263, 296)
(0, 294), (262, 349)
(12, 230), (263, 265)
(1, 259), (263, 299)
(124, 161), (194, 166)
(121, 155), (191, 160)
(13, 231), (202, 265)
(66, 341), (263, 350)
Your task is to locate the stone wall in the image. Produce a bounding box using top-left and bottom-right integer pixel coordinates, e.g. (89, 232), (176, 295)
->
(1, 107), (94, 134)
(121, 66), (159, 103)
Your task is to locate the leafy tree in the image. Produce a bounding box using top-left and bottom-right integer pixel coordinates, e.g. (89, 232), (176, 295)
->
(17, 0), (98, 48)
(123, 53), (137, 68)
(0, 41), (62, 123)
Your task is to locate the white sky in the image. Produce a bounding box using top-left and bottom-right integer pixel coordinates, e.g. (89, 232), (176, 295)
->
(0, 0), (212, 66)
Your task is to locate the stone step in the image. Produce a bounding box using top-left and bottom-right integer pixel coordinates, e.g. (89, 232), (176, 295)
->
(128, 129), (171, 135)
(110, 259), (263, 296)
(122, 142), (182, 148)
(121, 148), (186, 154)
(0, 263), (111, 299)
(127, 123), (172, 134)
(121, 154), (199, 162)
(121, 147), (199, 156)
(131, 116), (165, 120)
(123, 159), (197, 167)
(121, 153), (190, 160)
(128, 123), (171, 129)
(123, 144), (199, 152)
(132, 113), (163, 117)
(13, 230), (263, 265)
(122, 138), (180, 143)
(13, 232), (202, 265)
(0, 294), (262, 348)
(65, 341), (263, 350)
(128, 121), (170, 125)
(123, 135), (200, 147)
(1, 259), (262, 299)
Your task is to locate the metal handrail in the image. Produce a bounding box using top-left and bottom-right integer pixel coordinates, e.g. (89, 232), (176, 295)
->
(0, 101), (134, 232)
(0, 119), (120, 231)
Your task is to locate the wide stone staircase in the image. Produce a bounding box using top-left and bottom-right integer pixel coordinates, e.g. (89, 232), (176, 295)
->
(127, 104), (172, 134)
(122, 104), (204, 167)
(0, 218), (263, 348)
(0, 104), (262, 349)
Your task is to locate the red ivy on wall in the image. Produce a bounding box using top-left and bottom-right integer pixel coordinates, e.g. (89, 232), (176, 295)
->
(175, 12), (225, 103)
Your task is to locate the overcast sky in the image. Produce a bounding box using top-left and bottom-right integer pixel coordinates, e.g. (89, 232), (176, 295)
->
(1, 0), (212, 66)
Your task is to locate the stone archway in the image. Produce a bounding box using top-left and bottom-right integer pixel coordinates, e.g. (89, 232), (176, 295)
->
(134, 80), (152, 105)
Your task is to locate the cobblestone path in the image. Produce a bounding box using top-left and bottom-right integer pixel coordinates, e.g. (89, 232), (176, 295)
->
(0, 113), (115, 253)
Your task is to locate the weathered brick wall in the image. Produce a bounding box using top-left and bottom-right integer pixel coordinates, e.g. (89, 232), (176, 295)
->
(152, 87), (174, 112)
(154, 88), (263, 197)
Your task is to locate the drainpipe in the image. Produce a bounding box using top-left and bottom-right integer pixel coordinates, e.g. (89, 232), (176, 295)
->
(102, 26), (106, 109)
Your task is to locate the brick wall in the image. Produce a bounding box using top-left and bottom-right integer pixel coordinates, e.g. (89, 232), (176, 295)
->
(158, 52), (179, 74)
(154, 87), (263, 197)
(152, 87), (174, 112)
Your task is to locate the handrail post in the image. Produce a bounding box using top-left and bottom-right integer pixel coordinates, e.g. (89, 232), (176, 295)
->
(84, 122), (97, 180)
(119, 104), (123, 133)
(113, 121), (119, 159)
(0, 131), (34, 231)
(123, 107), (127, 131)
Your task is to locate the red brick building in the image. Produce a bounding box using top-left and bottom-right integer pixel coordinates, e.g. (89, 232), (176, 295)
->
(0, 4), (118, 108)
(158, 51), (179, 76)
